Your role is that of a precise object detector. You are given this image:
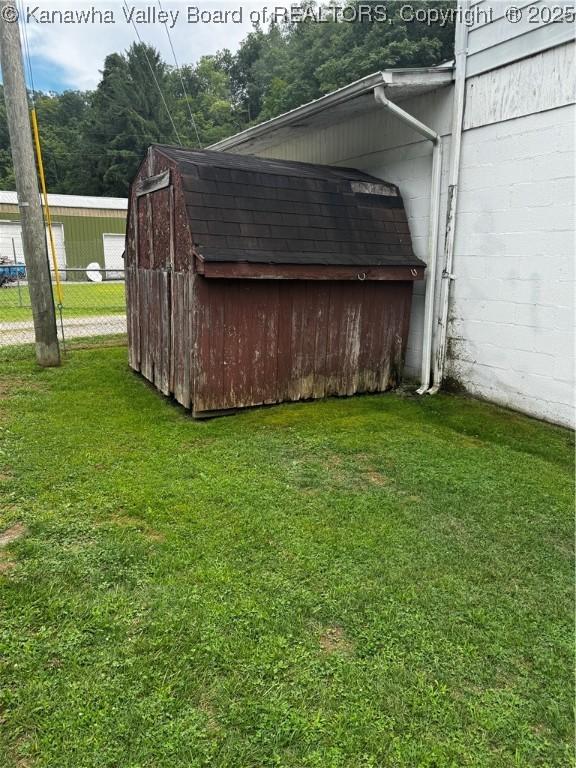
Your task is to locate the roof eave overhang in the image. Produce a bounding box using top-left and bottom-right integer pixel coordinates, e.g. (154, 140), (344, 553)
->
(195, 255), (425, 282)
(209, 67), (454, 154)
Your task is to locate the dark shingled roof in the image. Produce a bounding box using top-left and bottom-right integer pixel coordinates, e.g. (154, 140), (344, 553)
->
(155, 146), (423, 268)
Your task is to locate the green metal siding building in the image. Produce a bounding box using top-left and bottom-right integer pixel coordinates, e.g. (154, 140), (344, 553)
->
(0, 191), (127, 279)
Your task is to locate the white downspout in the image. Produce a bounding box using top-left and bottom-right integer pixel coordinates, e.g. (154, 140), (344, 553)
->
(373, 85), (443, 395)
(429, 0), (470, 394)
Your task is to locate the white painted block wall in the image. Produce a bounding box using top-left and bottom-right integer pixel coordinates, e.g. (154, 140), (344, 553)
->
(448, 103), (575, 427)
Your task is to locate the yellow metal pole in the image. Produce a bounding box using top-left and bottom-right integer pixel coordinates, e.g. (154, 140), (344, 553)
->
(30, 107), (63, 306)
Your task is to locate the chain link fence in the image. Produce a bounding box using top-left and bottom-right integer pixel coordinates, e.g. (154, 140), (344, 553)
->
(1, 249), (127, 357)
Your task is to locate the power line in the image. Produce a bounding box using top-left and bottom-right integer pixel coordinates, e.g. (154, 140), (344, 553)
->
(157, 0), (202, 149)
(17, 0), (35, 99)
(122, 0), (182, 146)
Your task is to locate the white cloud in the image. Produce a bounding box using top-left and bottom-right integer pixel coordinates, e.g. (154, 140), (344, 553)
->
(20, 1), (271, 90)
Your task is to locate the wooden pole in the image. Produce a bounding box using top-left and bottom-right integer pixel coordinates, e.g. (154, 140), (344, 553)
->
(0, 0), (60, 365)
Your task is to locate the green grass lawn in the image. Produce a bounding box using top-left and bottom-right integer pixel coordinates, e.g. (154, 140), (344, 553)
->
(0, 282), (125, 322)
(0, 348), (573, 767)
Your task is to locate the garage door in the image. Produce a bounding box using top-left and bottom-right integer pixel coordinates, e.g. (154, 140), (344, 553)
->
(102, 233), (125, 280)
(0, 220), (66, 278)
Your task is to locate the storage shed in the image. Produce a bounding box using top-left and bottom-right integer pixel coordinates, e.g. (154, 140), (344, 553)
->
(125, 146), (425, 417)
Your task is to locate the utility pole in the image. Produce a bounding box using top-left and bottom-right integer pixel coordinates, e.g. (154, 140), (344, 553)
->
(0, 0), (60, 365)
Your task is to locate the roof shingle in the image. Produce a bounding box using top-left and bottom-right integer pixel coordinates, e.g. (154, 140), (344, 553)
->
(155, 146), (424, 268)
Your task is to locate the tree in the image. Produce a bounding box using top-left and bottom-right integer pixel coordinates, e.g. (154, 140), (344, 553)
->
(0, 86), (16, 189)
(81, 44), (178, 196)
(34, 90), (89, 193)
(253, 0), (455, 121)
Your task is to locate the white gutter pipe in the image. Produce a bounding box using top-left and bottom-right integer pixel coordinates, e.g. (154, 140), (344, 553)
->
(374, 85), (443, 395)
(430, 0), (470, 394)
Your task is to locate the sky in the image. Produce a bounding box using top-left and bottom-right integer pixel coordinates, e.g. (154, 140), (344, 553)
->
(9, 1), (273, 92)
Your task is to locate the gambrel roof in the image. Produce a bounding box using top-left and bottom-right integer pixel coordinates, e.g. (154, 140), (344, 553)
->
(154, 146), (423, 269)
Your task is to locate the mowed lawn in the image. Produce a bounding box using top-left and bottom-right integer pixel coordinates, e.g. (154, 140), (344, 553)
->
(0, 282), (125, 323)
(0, 347), (573, 768)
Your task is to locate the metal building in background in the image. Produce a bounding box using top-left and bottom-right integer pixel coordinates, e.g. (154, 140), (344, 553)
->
(0, 191), (127, 280)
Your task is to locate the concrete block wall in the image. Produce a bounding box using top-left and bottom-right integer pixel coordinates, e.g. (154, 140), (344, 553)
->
(448, 102), (575, 428)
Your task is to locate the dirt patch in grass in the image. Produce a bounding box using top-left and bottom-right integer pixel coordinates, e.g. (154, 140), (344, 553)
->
(554, 539), (574, 557)
(0, 523), (27, 547)
(353, 454), (392, 487)
(145, 529), (165, 542)
(0, 378), (22, 397)
(9, 736), (34, 768)
(395, 491), (422, 502)
(322, 453), (342, 469)
(0, 377), (45, 398)
(198, 694), (220, 734)
(104, 515), (165, 542)
(0, 551), (16, 574)
(364, 469), (388, 486)
(293, 452), (397, 492)
(180, 437), (217, 450)
(319, 626), (354, 655)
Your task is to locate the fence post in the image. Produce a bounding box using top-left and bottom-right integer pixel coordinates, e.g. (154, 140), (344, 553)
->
(11, 237), (23, 307)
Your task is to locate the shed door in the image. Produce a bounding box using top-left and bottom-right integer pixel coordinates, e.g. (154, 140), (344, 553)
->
(102, 233), (125, 279)
(0, 220), (66, 278)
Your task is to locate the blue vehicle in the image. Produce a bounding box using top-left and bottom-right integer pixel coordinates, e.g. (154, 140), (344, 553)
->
(0, 262), (26, 285)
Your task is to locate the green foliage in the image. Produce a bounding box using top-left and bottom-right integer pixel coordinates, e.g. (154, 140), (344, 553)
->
(0, 87), (16, 189)
(79, 44), (176, 197)
(0, 3), (456, 196)
(33, 90), (90, 193)
(0, 347), (573, 766)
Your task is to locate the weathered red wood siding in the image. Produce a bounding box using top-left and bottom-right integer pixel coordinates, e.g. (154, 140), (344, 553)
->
(190, 276), (413, 416)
